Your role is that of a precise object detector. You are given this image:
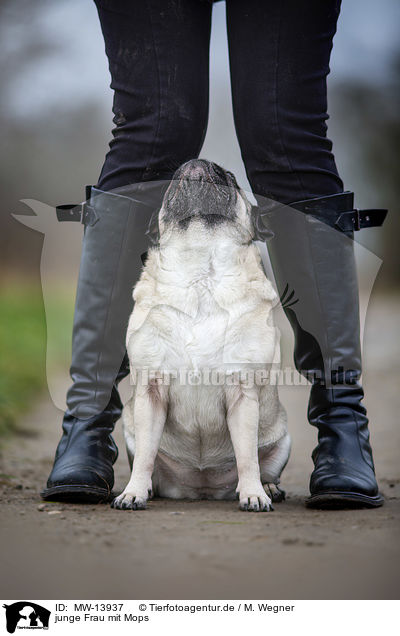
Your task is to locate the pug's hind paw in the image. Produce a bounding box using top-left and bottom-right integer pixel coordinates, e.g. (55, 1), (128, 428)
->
(265, 482), (286, 503)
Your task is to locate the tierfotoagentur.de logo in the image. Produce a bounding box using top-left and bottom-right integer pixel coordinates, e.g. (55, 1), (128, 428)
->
(2, 603), (51, 634)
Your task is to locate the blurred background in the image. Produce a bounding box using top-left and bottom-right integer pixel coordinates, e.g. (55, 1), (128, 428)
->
(0, 0), (399, 434)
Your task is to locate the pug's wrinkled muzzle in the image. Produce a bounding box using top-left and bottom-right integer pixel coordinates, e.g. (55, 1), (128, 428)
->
(162, 159), (240, 228)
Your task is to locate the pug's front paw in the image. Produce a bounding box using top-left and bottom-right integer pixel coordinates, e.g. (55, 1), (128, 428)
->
(111, 485), (152, 510)
(237, 482), (273, 512)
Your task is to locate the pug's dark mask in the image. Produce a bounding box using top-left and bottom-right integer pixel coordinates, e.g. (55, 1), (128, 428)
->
(162, 159), (240, 230)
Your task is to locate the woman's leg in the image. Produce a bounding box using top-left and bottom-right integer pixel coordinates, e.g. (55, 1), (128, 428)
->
(226, 0), (384, 507)
(42, 0), (212, 502)
(95, 0), (212, 191)
(226, 0), (342, 204)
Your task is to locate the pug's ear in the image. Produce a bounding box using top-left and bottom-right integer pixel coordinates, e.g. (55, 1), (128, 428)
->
(145, 208), (161, 245)
(251, 205), (275, 241)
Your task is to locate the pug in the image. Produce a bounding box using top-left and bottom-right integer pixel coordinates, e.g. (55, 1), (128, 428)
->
(112, 159), (291, 512)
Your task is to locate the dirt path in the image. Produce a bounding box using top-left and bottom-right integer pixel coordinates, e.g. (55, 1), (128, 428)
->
(1, 294), (399, 600)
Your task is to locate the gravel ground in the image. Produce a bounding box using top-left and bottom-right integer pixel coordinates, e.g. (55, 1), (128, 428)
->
(1, 294), (399, 600)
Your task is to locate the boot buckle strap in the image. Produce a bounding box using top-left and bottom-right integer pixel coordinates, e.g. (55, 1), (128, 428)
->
(56, 185), (98, 226)
(335, 207), (388, 232)
(252, 194), (388, 241)
(56, 202), (98, 226)
(354, 208), (361, 231)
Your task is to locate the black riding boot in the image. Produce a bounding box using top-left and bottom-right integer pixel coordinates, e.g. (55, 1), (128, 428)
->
(41, 357), (128, 502)
(254, 192), (387, 508)
(41, 184), (163, 502)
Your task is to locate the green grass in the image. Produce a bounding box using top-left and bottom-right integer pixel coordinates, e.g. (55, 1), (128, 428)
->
(0, 284), (73, 436)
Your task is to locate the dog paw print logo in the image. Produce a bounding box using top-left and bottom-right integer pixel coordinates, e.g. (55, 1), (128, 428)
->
(2, 603), (51, 633)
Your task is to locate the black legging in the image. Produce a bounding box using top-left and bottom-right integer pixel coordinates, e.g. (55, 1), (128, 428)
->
(94, 0), (343, 205)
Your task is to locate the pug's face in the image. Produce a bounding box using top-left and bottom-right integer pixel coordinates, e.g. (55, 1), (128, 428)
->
(158, 159), (254, 239)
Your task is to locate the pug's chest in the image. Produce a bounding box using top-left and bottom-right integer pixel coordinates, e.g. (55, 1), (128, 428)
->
(175, 305), (229, 369)
(161, 284), (259, 371)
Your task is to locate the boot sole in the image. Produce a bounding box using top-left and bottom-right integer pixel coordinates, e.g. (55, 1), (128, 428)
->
(305, 490), (384, 509)
(40, 484), (112, 504)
